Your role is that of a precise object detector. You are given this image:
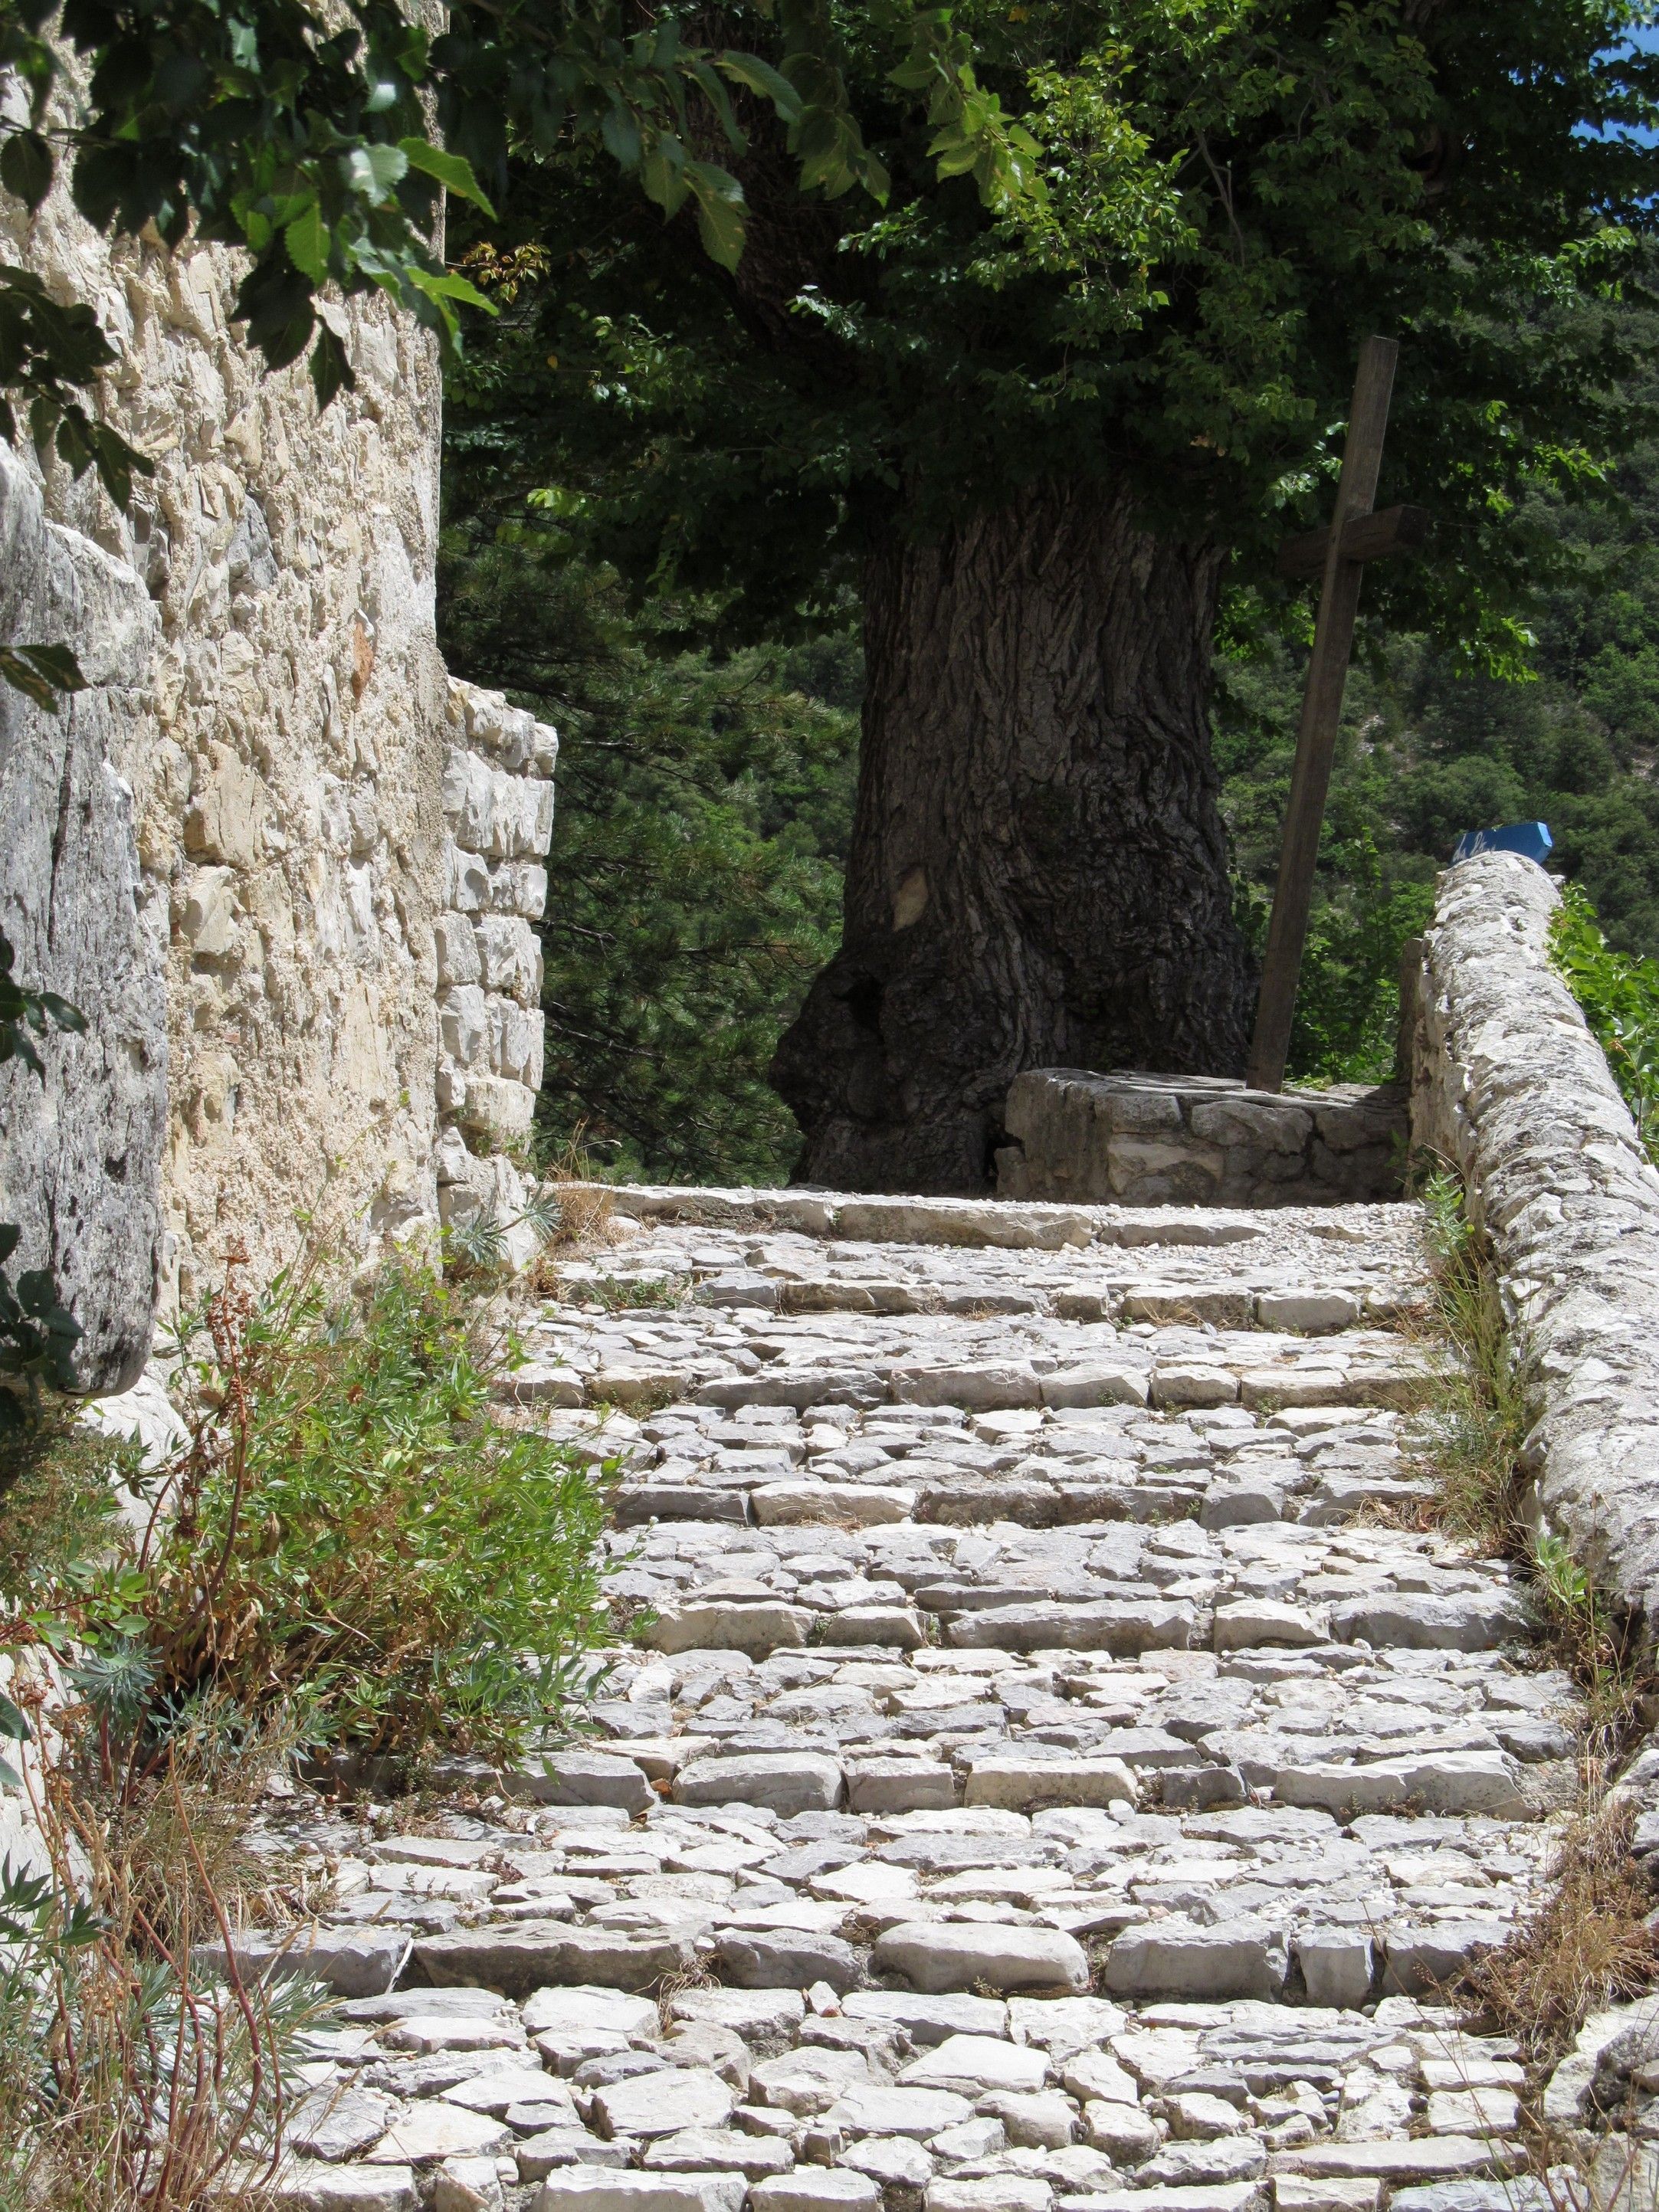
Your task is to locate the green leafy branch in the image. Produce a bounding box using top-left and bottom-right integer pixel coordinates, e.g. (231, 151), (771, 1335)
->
(888, 8), (1044, 209)
(2, 0), (1041, 404)
(0, 261), (152, 506)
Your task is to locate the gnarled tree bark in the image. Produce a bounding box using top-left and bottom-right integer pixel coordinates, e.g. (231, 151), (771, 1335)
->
(772, 480), (1253, 1193)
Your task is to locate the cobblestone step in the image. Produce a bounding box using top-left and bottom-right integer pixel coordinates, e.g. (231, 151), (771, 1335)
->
(240, 1190), (1576, 2212)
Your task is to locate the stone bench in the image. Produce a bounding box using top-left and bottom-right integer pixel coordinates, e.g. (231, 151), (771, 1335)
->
(995, 1070), (1406, 1208)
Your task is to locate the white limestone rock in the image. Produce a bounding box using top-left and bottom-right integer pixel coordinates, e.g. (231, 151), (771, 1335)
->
(531, 2175), (749, 2212)
(592, 2069), (736, 2141)
(872, 1922), (1090, 1995)
(675, 1753), (844, 1816)
(1101, 1919), (1287, 2003)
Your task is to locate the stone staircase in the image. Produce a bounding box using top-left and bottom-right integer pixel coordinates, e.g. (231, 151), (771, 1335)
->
(254, 1188), (1578, 2212)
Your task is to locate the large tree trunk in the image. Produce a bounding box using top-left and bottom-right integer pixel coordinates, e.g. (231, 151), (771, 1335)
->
(772, 480), (1254, 1194)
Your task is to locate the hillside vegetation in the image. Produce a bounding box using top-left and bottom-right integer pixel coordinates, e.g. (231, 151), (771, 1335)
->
(441, 329), (1659, 1184)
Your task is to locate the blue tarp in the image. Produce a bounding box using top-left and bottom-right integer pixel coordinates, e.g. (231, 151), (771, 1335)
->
(1451, 821), (1553, 866)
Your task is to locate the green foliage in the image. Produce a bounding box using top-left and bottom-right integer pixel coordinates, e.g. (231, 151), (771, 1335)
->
(0, 0), (1034, 412)
(444, 1185), (564, 1277)
(0, 261), (150, 508)
(0, 1407), (139, 1612)
(498, 0), (1659, 660)
(1216, 335), (1659, 1090)
(1236, 831), (1434, 1084)
(1547, 880), (1659, 1161)
(131, 1260), (612, 1762)
(1529, 1526), (1648, 1759)
(572, 1276), (681, 1313)
(1419, 1165), (1474, 1277)
(1411, 1165), (1530, 1557)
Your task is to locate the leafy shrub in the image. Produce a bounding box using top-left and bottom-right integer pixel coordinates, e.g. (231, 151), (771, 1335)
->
(1548, 880), (1659, 1162)
(126, 1259), (613, 1765)
(0, 1257), (616, 2193)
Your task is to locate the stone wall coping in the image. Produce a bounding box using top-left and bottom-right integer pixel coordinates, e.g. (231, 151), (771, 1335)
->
(1409, 850), (1659, 1620)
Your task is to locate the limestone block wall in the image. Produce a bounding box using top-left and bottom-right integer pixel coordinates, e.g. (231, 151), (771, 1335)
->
(0, 106), (556, 1355)
(435, 681), (556, 1149)
(1406, 851), (1659, 1624)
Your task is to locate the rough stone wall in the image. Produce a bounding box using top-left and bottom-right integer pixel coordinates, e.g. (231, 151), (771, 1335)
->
(1406, 850), (1659, 1623)
(435, 682), (555, 1149)
(0, 112), (556, 1356)
(996, 1069), (1405, 1208)
(0, 446), (166, 1389)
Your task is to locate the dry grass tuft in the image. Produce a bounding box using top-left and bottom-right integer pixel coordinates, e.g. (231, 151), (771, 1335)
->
(0, 1701), (322, 2211)
(93, 1700), (303, 1956)
(1407, 1167), (1531, 1556)
(540, 1128), (617, 1250)
(654, 1955), (716, 2035)
(1461, 1797), (1659, 2069)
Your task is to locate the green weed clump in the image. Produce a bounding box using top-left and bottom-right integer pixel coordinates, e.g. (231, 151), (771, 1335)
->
(569, 1275), (681, 1313)
(0, 1410), (143, 1606)
(1530, 1532), (1651, 1768)
(135, 1257), (613, 1765)
(1415, 1169), (1653, 1754)
(1548, 882), (1659, 1165)
(1413, 1168), (1531, 1555)
(1, 1255), (615, 1788)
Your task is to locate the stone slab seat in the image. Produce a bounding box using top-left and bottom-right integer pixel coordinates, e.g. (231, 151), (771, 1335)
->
(995, 1069), (1406, 1210)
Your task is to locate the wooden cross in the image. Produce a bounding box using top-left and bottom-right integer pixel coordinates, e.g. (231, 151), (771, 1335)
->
(1244, 336), (1429, 1094)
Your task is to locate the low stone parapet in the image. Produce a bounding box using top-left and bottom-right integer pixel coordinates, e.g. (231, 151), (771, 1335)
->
(995, 1069), (1405, 1208)
(1405, 850), (1659, 1623)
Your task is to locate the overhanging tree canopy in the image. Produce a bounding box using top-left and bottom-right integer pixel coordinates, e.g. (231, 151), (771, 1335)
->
(465, 0), (1659, 1191)
(0, 0), (1028, 418)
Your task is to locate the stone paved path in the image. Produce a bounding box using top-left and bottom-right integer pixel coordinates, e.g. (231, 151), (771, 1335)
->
(253, 1189), (1581, 2212)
